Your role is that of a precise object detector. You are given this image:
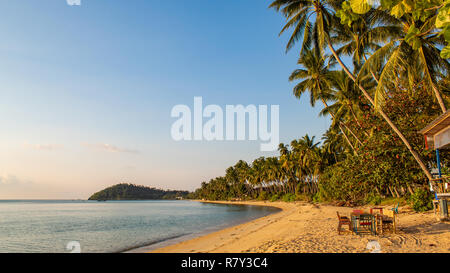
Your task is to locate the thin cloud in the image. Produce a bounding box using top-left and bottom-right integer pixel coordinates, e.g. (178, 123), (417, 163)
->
(81, 143), (140, 154)
(0, 174), (33, 186)
(23, 142), (63, 151)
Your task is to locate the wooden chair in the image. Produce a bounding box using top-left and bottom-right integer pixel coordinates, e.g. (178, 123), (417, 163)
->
(370, 207), (383, 215)
(375, 214), (384, 234)
(380, 209), (397, 234)
(390, 203), (399, 214)
(337, 212), (352, 235)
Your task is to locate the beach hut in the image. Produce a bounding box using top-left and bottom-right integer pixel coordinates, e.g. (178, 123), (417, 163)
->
(419, 110), (450, 220)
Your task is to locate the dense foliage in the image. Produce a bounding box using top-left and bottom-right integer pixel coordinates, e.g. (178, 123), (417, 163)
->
(88, 183), (189, 200)
(189, 1), (450, 212)
(409, 188), (434, 212)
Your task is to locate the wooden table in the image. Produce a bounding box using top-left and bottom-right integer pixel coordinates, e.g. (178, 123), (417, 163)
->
(351, 213), (376, 235)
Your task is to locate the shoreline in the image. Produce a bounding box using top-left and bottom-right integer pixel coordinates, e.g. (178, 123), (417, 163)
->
(145, 200), (450, 253)
(125, 200), (282, 253)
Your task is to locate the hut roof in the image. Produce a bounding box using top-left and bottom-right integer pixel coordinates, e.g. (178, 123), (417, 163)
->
(419, 110), (450, 136)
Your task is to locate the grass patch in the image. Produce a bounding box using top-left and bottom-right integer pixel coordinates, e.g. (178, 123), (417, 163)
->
(379, 197), (407, 206)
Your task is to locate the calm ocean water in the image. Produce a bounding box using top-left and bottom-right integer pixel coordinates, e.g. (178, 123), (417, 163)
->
(0, 200), (279, 253)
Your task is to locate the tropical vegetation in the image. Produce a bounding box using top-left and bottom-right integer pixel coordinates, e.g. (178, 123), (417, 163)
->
(189, 0), (450, 211)
(89, 183), (189, 200)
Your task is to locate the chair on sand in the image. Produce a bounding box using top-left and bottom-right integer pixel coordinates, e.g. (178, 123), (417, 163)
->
(337, 212), (352, 235)
(379, 204), (398, 234)
(390, 203), (399, 214)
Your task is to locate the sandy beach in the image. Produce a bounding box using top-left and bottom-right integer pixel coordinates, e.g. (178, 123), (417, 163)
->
(151, 201), (450, 253)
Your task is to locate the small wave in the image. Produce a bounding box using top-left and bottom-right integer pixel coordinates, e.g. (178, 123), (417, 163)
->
(115, 233), (190, 253)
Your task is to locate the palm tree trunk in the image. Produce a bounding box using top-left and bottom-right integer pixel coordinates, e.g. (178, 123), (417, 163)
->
(419, 48), (446, 113)
(431, 83), (446, 113)
(320, 98), (359, 155)
(363, 54), (379, 84)
(349, 103), (369, 137)
(394, 187), (401, 198)
(339, 124), (357, 154)
(341, 121), (363, 146)
(388, 186), (397, 198)
(327, 43), (433, 180)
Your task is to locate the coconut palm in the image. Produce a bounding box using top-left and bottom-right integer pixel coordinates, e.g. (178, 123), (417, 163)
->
(331, 9), (402, 67)
(269, 0), (342, 55)
(264, 157), (284, 193)
(321, 70), (372, 136)
(321, 128), (346, 163)
(294, 135), (321, 193)
(270, 0), (434, 180)
(357, 13), (450, 113)
(278, 143), (299, 194)
(290, 48), (362, 153)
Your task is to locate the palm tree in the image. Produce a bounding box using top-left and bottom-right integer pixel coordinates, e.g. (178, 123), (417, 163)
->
(270, 0), (340, 54)
(321, 70), (372, 136)
(357, 14), (450, 112)
(296, 135), (321, 193)
(264, 157), (283, 193)
(270, 0), (434, 180)
(331, 8), (402, 68)
(321, 128), (346, 163)
(278, 143), (298, 193)
(290, 48), (362, 153)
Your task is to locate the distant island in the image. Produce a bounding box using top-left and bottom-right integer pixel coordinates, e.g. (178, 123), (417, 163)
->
(88, 183), (190, 201)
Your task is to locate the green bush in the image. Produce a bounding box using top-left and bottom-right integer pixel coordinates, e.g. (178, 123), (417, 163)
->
(317, 158), (368, 204)
(257, 191), (269, 201)
(365, 193), (382, 205)
(295, 193), (312, 202)
(312, 193), (322, 203)
(250, 192), (258, 199)
(282, 193), (296, 202)
(269, 193), (280, 202)
(409, 188), (433, 212)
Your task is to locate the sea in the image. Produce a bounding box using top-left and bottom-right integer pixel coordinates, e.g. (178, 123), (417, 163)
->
(0, 200), (279, 253)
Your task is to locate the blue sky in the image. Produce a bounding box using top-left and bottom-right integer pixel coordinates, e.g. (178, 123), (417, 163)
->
(0, 0), (330, 198)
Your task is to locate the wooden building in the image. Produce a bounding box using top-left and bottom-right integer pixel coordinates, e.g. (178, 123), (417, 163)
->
(420, 110), (450, 221)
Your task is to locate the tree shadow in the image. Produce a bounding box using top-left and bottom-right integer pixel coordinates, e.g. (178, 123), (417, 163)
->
(400, 221), (450, 235)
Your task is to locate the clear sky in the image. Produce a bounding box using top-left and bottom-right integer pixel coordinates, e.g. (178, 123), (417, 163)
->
(0, 0), (330, 199)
